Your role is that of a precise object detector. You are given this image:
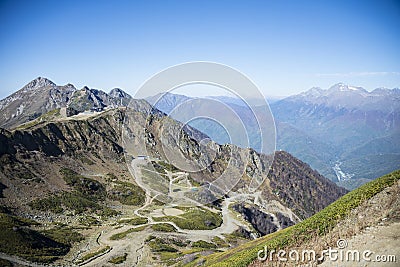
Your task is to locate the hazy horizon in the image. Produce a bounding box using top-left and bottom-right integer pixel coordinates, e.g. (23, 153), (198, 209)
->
(2, 76), (400, 101)
(1, 1), (399, 99)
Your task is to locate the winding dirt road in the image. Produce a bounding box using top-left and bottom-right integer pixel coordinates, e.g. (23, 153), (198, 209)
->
(73, 158), (261, 266)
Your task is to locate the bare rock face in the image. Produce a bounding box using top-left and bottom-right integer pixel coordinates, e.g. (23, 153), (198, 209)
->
(21, 77), (57, 91)
(233, 203), (279, 235)
(0, 77), (76, 129)
(109, 88), (132, 106)
(0, 78), (134, 129)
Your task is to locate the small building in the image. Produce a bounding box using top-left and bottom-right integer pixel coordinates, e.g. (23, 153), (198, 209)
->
(90, 107), (103, 112)
(60, 107), (79, 118)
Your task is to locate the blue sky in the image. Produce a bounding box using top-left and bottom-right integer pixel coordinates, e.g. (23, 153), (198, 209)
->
(0, 0), (399, 99)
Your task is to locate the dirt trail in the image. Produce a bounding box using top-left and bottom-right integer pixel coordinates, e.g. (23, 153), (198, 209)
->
(79, 158), (267, 265)
(81, 225), (148, 267)
(0, 252), (48, 267)
(319, 222), (400, 267)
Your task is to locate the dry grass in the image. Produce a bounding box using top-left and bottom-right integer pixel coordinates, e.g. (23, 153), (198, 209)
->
(184, 170), (400, 267)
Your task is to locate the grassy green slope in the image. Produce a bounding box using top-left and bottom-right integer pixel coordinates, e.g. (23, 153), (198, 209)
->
(186, 169), (400, 267)
(0, 210), (83, 263)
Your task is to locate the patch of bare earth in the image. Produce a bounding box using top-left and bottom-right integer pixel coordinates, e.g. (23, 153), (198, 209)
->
(251, 180), (400, 267)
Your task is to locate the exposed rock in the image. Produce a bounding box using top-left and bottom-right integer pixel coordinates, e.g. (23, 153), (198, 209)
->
(233, 203), (278, 236)
(0, 78), (133, 129)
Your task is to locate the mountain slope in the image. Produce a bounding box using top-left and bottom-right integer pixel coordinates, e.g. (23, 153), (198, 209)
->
(0, 106), (345, 219)
(187, 169), (400, 267)
(0, 77), (75, 129)
(271, 83), (400, 148)
(0, 77), (133, 129)
(276, 122), (338, 181)
(0, 102), (346, 265)
(146, 85), (400, 189)
(271, 83), (400, 188)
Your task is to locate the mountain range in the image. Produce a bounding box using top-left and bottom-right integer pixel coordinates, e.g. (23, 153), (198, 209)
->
(272, 83), (400, 188)
(149, 83), (400, 190)
(0, 77), (354, 266)
(0, 77), (132, 129)
(1, 77), (398, 191)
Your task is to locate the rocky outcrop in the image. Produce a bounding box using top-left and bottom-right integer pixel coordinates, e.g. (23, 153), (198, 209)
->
(0, 78), (75, 129)
(0, 78), (133, 129)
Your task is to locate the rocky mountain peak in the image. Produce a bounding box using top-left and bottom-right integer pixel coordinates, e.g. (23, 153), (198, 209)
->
(109, 88), (129, 98)
(301, 87), (323, 97)
(294, 83), (371, 103)
(371, 87), (400, 96)
(328, 83), (367, 93)
(21, 77), (56, 92)
(296, 84), (400, 102)
(64, 83), (76, 90)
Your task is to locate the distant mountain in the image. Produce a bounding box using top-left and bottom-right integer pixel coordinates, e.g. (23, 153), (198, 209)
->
(147, 93), (283, 111)
(147, 93), (272, 152)
(271, 83), (400, 187)
(275, 121), (339, 180)
(290, 83), (400, 113)
(207, 95), (279, 106)
(0, 77), (133, 129)
(146, 84), (400, 189)
(146, 92), (191, 114)
(109, 88), (133, 106)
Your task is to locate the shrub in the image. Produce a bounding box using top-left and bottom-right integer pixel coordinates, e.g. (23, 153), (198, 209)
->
(118, 217), (148, 225)
(191, 240), (217, 249)
(60, 168), (106, 200)
(151, 223), (177, 232)
(76, 246), (110, 264)
(155, 208), (222, 230)
(147, 238), (178, 253)
(107, 181), (145, 206)
(108, 253), (127, 264)
(109, 226), (147, 240)
(0, 211), (80, 263)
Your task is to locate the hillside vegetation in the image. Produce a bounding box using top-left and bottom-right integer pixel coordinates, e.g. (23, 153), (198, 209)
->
(186, 169), (400, 267)
(0, 208), (83, 263)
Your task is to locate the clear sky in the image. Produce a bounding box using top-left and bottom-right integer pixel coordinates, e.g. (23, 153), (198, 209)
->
(0, 0), (399, 99)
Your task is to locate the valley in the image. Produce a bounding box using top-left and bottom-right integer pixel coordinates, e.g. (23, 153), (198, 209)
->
(0, 78), (397, 266)
(1, 1), (399, 266)
(150, 84), (400, 190)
